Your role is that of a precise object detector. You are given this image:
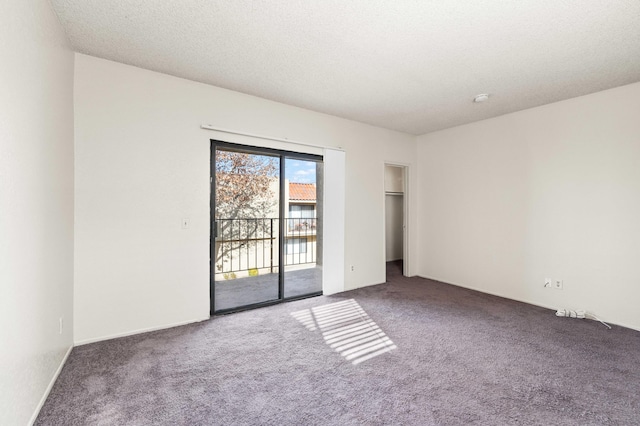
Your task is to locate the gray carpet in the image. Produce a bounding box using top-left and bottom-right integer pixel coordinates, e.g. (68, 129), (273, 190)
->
(36, 262), (640, 425)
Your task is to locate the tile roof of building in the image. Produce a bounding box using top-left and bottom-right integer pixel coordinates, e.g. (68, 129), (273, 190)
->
(289, 183), (316, 201)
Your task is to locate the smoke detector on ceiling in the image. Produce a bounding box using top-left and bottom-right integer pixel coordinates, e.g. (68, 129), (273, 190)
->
(473, 94), (490, 103)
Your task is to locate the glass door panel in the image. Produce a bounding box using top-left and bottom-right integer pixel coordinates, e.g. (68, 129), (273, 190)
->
(213, 147), (280, 312)
(283, 158), (323, 298)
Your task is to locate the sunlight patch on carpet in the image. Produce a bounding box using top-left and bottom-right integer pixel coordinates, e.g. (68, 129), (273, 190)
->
(291, 299), (397, 364)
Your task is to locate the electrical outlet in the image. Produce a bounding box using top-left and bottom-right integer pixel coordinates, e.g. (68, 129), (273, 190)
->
(554, 279), (563, 290)
(350, 265), (355, 272)
(544, 278), (552, 288)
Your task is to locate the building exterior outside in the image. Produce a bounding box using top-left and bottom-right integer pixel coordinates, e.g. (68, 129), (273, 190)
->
(284, 182), (318, 269)
(214, 180), (318, 280)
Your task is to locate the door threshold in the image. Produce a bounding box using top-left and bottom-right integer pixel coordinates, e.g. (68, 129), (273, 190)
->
(212, 291), (323, 316)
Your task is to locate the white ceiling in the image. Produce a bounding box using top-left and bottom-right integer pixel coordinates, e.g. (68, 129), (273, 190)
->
(50, 1), (640, 135)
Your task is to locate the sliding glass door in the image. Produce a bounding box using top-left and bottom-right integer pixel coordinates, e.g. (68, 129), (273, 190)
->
(211, 141), (323, 314)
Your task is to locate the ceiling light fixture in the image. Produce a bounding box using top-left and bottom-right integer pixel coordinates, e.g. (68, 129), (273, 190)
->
(473, 94), (490, 103)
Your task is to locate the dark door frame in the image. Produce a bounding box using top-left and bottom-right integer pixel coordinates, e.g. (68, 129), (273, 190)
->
(210, 140), (323, 315)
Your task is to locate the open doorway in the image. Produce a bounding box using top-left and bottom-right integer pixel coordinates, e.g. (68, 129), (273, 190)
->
(384, 164), (407, 278)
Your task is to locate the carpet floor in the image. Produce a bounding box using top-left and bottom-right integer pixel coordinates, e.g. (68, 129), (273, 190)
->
(36, 262), (640, 425)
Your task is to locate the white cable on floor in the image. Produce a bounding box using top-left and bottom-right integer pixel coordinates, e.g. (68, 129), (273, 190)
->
(555, 309), (612, 329)
(588, 313), (612, 329)
(555, 308), (585, 319)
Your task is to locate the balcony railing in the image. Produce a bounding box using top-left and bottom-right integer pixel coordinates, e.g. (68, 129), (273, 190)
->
(214, 217), (318, 275)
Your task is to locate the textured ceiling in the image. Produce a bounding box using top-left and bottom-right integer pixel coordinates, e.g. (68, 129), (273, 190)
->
(50, 0), (640, 135)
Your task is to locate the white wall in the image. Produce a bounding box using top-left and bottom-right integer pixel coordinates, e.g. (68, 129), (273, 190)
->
(417, 82), (640, 330)
(0, 1), (74, 424)
(74, 54), (417, 343)
(385, 195), (404, 261)
(322, 149), (346, 295)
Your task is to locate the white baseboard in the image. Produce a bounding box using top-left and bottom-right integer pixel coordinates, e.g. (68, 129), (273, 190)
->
(29, 345), (73, 426)
(74, 317), (210, 346)
(416, 274), (640, 332)
(344, 279), (385, 292)
(417, 274), (558, 310)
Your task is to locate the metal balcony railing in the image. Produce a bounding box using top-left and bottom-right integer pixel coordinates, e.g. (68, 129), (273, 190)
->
(214, 217), (318, 274)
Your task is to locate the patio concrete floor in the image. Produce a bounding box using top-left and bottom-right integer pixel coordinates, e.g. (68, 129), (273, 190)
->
(214, 266), (322, 311)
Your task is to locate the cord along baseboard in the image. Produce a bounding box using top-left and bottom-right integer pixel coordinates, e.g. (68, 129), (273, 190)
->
(556, 308), (611, 329)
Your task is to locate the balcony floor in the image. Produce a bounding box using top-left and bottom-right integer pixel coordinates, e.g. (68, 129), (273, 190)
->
(213, 265), (322, 312)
